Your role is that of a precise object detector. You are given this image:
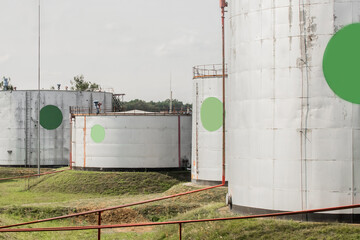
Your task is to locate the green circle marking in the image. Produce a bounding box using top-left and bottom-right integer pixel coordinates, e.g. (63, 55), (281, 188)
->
(323, 23), (360, 104)
(200, 97), (223, 132)
(40, 105), (63, 130)
(91, 124), (105, 143)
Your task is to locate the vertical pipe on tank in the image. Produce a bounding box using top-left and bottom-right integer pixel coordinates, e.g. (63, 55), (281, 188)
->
(73, 116), (77, 169)
(195, 82), (199, 176)
(90, 94), (93, 114)
(69, 108), (73, 170)
(25, 92), (28, 167)
(103, 93), (106, 113)
(220, 0), (227, 185)
(178, 115), (181, 167)
(352, 130), (355, 220)
(83, 116), (86, 168)
(37, 0), (41, 174)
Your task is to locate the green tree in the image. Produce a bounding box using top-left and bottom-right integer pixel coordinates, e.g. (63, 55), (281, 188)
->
(121, 99), (192, 112)
(0, 77), (14, 91)
(70, 75), (100, 91)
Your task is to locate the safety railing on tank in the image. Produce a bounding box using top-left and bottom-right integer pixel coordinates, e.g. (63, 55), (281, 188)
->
(70, 107), (192, 116)
(193, 64), (228, 79)
(69, 106), (113, 115)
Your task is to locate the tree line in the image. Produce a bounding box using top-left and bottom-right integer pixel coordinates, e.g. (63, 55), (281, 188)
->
(119, 99), (191, 112)
(1, 74), (191, 113)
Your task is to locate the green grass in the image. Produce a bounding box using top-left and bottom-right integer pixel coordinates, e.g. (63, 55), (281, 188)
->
(0, 167), (54, 179)
(135, 203), (199, 222)
(30, 171), (180, 195)
(2, 167), (360, 239)
(0, 206), (70, 220)
(0, 176), (97, 207)
(113, 204), (360, 240)
(0, 214), (98, 240)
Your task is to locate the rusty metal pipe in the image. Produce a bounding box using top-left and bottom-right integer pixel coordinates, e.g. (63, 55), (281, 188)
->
(220, 0), (227, 185)
(178, 115), (181, 167)
(69, 110), (73, 170)
(98, 211), (102, 240)
(2, 203), (360, 232)
(0, 183), (224, 229)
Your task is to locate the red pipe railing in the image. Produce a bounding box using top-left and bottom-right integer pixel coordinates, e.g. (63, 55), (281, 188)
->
(1, 203), (360, 234)
(0, 183), (224, 230)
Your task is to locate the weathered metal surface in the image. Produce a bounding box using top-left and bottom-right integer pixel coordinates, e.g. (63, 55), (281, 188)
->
(227, 0), (360, 215)
(0, 90), (112, 166)
(72, 115), (192, 169)
(191, 67), (227, 183)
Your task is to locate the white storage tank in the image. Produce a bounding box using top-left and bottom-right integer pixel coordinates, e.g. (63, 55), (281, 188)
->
(191, 64), (227, 185)
(0, 90), (112, 167)
(227, 0), (360, 222)
(71, 113), (192, 170)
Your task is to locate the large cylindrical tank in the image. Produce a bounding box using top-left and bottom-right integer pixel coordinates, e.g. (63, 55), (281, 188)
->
(191, 64), (227, 185)
(0, 90), (112, 167)
(227, 1), (360, 221)
(71, 114), (192, 170)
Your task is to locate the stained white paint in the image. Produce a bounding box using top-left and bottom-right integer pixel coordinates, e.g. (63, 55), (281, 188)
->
(0, 90), (112, 166)
(191, 73), (226, 183)
(72, 115), (192, 169)
(227, 0), (360, 215)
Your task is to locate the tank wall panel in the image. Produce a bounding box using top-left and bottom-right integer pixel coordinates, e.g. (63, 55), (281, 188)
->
(0, 91), (112, 166)
(73, 115), (192, 169)
(191, 76), (226, 182)
(228, 0), (360, 215)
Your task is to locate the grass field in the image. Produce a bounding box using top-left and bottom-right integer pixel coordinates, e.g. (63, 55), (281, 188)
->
(1, 167), (360, 239)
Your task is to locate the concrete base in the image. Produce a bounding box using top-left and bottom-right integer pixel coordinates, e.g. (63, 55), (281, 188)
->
(72, 166), (186, 172)
(231, 204), (360, 223)
(0, 165), (66, 168)
(192, 179), (228, 186)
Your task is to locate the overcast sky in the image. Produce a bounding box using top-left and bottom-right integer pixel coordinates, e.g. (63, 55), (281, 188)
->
(0, 0), (224, 103)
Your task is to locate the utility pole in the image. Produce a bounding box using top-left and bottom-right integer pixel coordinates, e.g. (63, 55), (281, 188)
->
(170, 73), (173, 114)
